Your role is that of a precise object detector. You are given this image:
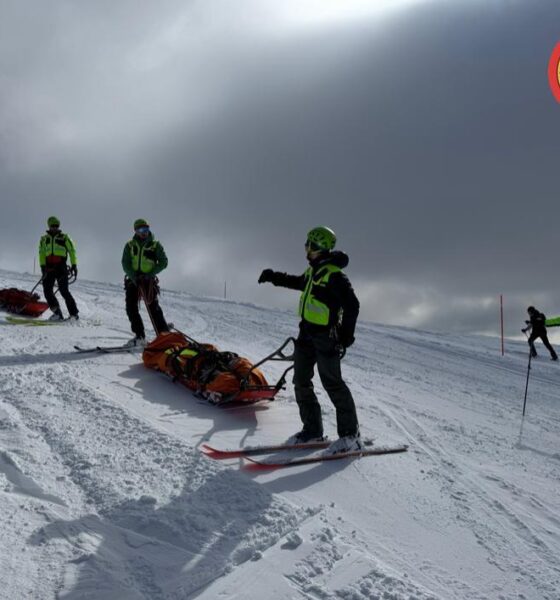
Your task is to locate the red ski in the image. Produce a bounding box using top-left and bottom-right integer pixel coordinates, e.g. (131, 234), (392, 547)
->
(243, 444), (409, 470)
(201, 440), (332, 459)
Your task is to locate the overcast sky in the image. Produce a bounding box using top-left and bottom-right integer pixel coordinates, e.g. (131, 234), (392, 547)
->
(1, 0), (560, 337)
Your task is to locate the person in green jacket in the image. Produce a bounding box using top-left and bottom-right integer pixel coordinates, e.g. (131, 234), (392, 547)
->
(258, 226), (362, 455)
(121, 219), (169, 346)
(38, 215), (79, 321)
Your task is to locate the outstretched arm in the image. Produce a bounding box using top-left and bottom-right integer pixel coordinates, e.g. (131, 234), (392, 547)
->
(258, 269), (306, 291)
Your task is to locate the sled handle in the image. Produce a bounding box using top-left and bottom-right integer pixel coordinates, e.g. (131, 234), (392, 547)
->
(30, 274), (45, 295)
(240, 337), (296, 391)
(33, 266), (77, 298)
(166, 322), (205, 350)
(251, 336), (296, 369)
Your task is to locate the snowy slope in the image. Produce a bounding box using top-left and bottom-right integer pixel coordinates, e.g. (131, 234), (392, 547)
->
(0, 269), (559, 600)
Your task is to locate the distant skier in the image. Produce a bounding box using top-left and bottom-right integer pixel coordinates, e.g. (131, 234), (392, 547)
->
(522, 306), (558, 361)
(38, 216), (79, 321)
(258, 226), (362, 454)
(121, 219), (169, 347)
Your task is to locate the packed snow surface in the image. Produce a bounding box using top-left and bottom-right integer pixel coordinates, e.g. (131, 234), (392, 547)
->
(0, 270), (559, 600)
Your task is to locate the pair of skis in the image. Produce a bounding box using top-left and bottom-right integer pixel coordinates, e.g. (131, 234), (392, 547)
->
(201, 439), (408, 469)
(4, 315), (75, 326)
(4, 314), (138, 353)
(74, 344), (141, 354)
(4, 315), (100, 327)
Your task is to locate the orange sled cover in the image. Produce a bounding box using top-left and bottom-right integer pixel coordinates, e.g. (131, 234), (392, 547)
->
(143, 331), (269, 404)
(0, 288), (49, 317)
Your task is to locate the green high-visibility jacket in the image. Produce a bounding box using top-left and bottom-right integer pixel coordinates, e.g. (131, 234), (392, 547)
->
(298, 264), (342, 326)
(38, 231), (77, 267)
(265, 250), (360, 344)
(122, 234), (168, 279)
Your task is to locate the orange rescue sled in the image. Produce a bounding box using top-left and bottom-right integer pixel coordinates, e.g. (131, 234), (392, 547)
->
(143, 331), (295, 406)
(0, 288), (49, 317)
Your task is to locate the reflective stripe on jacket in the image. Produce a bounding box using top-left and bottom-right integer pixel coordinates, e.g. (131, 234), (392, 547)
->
(122, 235), (168, 279)
(298, 264), (342, 326)
(38, 232), (77, 267)
(129, 239), (158, 273)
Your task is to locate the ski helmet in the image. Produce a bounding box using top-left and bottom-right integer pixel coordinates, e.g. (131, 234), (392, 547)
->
(527, 306), (536, 313)
(47, 216), (60, 227)
(306, 226), (336, 251)
(134, 218), (150, 230)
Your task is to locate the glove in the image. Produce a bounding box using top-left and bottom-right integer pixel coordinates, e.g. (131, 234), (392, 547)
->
(258, 269), (274, 284)
(525, 320), (530, 325)
(521, 328), (527, 333)
(70, 265), (78, 278)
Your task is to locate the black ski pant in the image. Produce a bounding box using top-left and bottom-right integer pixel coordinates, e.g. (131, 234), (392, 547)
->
(42, 265), (78, 317)
(528, 331), (558, 359)
(125, 278), (169, 338)
(292, 329), (359, 438)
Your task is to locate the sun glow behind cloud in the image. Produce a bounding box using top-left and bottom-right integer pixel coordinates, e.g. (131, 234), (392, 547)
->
(143, 0), (428, 44)
(268, 0), (426, 30)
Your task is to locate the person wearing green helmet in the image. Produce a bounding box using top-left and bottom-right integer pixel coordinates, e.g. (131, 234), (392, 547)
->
(38, 216), (79, 321)
(121, 219), (169, 346)
(258, 226), (362, 454)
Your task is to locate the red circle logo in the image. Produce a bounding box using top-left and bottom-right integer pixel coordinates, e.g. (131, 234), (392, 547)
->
(548, 42), (560, 103)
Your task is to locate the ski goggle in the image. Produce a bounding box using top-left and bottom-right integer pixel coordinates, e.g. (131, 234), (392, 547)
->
(135, 226), (150, 234)
(305, 240), (322, 252)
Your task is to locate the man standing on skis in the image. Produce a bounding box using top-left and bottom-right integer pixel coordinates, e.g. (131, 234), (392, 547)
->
(121, 219), (169, 347)
(38, 216), (79, 321)
(522, 306), (558, 361)
(258, 226), (362, 454)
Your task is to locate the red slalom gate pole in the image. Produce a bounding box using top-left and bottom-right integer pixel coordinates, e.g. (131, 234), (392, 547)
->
(500, 294), (504, 356)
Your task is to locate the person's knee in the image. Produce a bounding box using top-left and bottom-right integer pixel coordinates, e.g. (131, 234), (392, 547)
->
(324, 384), (349, 399)
(318, 367), (344, 389)
(293, 377), (313, 389)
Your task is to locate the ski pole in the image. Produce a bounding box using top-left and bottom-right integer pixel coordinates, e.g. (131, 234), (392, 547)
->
(522, 346), (532, 417)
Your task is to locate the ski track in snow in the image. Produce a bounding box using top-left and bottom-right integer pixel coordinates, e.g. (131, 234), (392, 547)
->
(347, 331), (560, 599)
(0, 270), (559, 600)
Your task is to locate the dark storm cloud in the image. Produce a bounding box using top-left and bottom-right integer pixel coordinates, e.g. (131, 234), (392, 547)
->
(1, 0), (560, 337)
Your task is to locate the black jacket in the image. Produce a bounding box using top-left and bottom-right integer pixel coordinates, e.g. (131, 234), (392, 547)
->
(267, 251), (360, 346)
(527, 310), (547, 336)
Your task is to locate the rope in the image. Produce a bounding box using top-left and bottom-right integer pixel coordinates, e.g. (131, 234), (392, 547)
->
(138, 277), (157, 305)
